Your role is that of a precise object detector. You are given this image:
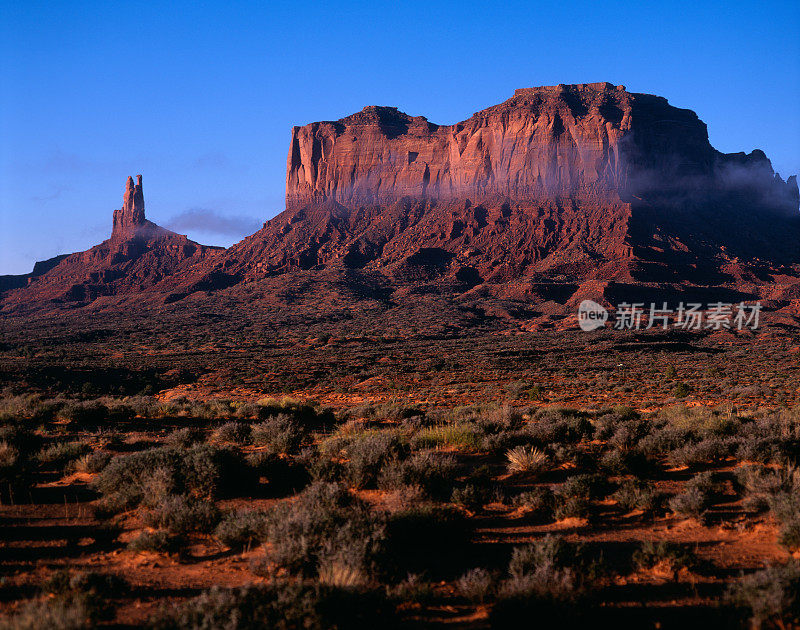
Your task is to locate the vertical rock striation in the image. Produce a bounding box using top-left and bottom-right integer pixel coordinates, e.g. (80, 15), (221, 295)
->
(112, 174), (146, 238)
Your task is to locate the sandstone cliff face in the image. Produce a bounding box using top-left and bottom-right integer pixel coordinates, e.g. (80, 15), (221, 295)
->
(286, 82), (796, 211)
(112, 175), (146, 238)
(3, 84), (798, 314)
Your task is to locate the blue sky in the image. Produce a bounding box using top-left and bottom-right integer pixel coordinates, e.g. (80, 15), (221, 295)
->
(1, 0), (798, 274)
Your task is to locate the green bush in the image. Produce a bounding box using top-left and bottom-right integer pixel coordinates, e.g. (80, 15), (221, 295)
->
(411, 423), (482, 450)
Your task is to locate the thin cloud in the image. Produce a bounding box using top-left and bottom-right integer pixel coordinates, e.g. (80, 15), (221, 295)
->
(193, 152), (229, 169)
(31, 184), (72, 202)
(165, 208), (261, 237)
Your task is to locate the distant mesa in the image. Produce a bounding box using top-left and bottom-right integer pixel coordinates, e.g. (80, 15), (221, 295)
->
(0, 175), (222, 305)
(2, 82), (799, 315)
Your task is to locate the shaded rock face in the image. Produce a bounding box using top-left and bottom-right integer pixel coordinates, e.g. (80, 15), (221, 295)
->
(225, 83), (793, 290)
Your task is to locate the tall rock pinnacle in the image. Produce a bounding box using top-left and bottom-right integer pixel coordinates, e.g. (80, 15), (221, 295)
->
(112, 174), (145, 238)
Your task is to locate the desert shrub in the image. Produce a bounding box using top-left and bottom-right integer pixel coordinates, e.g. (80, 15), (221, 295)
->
(256, 397), (335, 430)
(505, 446), (549, 476)
(727, 562), (800, 629)
(212, 421), (252, 445)
(70, 450), (112, 474)
(668, 473), (719, 520)
(215, 509), (271, 549)
(128, 530), (179, 553)
(386, 573), (435, 605)
(340, 431), (407, 489)
(383, 505), (471, 578)
(94, 444), (254, 511)
(612, 479), (662, 512)
(143, 495), (220, 534)
(0, 425), (40, 498)
(508, 536), (574, 578)
(478, 404), (526, 431)
(674, 382), (693, 398)
(451, 484), (492, 512)
(341, 401), (424, 424)
(233, 401), (261, 419)
(36, 441), (91, 471)
(0, 423), (41, 455)
(667, 437), (739, 468)
(151, 582), (391, 630)
(457, 568), (496, 603)
(57, 400), (108, 427)
(0, 394), (62, 423)
(377, 450), (457, 500)
(598, 448), (655, 476)
(245, 451), (309, 496)
(0, 571), (127, 630)
(554, 496), (591, 520)
(558, 473), (612, 501)
(632, 541), (696, 573)
(164, 427), (205, 448)
(512, 487), (555, 522)
(492, 536), (597, 628)
(669, 486), (711, 520)
(411, 422), (482, 450)
(524, 408), (593, 445)
(768, 492), (800, 552)
(638, 426), (690, 457)
(251, 413), (304, 454)
(260, 482), (384, 579)
(591, 407), (642, 441)
(659, 405), (741, 438)
(735, 465), (789, 512)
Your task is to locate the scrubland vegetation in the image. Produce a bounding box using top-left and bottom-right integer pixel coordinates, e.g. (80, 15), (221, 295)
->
(1, 389), (800, 628)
